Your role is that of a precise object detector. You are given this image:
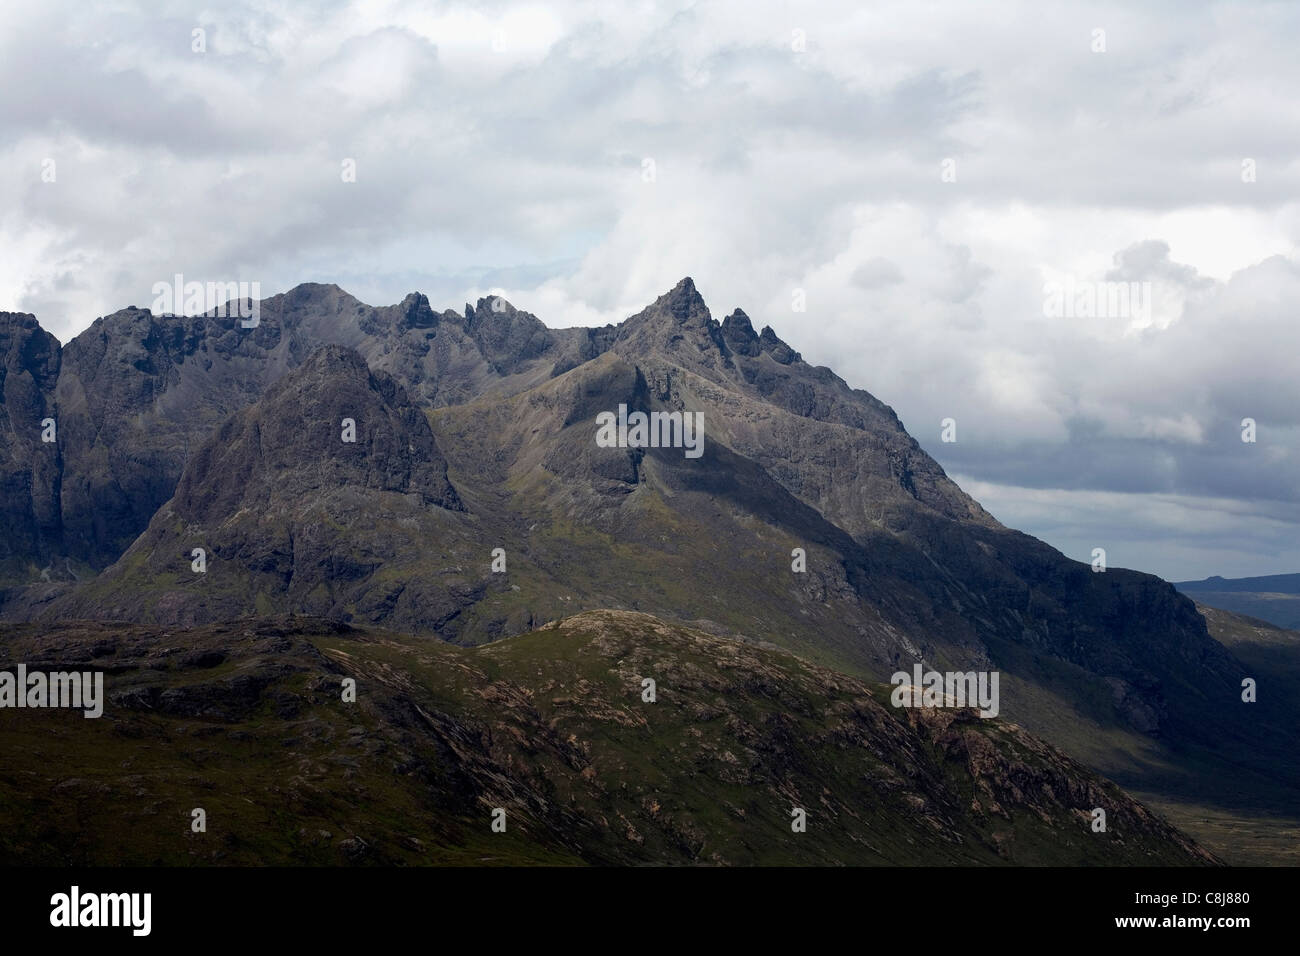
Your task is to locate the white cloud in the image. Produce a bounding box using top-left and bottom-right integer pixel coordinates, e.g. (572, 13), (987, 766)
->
(2, 0), (1299, 576)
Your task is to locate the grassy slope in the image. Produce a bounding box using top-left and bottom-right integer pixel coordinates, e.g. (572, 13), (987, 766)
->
(0, 612), (1212, 866)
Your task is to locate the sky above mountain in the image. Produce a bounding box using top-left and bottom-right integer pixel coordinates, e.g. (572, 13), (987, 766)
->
(2, 0), (1298, 580)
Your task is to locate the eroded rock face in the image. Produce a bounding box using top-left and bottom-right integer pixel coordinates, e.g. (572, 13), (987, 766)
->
(0, 313), (62, 578)
(49, 345), (474, 632)
(172, 345), (462, 522)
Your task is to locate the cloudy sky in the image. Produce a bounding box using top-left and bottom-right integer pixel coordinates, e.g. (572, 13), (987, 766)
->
(3, 0), (1298, 581)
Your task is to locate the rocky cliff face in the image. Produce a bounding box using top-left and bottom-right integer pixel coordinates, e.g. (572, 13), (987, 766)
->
(0, 312), (62, 580)
(49, 346), (475, 631)
(171, 345), (461, 522)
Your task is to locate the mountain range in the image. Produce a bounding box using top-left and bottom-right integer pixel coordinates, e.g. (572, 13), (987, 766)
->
(1177, 574), (1300, 631)
(2, 278), (1297, 865)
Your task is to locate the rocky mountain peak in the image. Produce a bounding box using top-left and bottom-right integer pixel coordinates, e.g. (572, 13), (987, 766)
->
(0, 311), (61, 387)
(720, 308), (761, 356)
(280, 281), (350, 304)
(613, 277), (726, 363)
(651, 276), (711, 327)
(398, 291), (438, 329)
(460, 296), (555, 375)
(465, 294), (520, 325)
(757, 324), (800, 364)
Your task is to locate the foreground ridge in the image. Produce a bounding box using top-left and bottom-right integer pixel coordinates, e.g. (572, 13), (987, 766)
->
(0, 611), (1215, 866)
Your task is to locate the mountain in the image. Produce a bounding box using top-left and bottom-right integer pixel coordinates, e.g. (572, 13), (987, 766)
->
(0, 611), (1214, 865)
(2, 278), (1298, 863)
(46, 346), (477, 631)
(0, 284), (607, 578)
(1176, 573), (1300, 630)
(0, 312), (62, 585)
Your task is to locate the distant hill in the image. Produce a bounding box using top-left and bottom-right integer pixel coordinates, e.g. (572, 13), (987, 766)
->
(1175, 574), (1300, 630)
